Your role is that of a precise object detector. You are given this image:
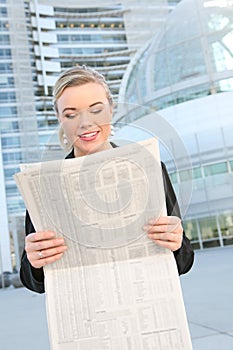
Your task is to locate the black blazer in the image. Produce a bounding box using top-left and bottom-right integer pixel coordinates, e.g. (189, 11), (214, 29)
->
(20, 146), (194, 293)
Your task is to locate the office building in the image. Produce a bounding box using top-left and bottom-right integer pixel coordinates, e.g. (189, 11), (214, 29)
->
(0, 0), (179, 272)
(114, 0), (233, 249)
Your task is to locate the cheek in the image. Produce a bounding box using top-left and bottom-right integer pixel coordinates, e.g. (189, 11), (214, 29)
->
(60, 123), (78, 143)
(60, 118), (77, 133)
(97, 106), (112, 126)
(102, 124), (111, 137)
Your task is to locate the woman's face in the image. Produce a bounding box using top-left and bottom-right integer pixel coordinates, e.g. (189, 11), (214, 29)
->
(57, 82), (113, 157)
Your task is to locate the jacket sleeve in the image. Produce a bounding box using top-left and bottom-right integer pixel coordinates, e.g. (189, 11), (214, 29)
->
(161, 162), (194, 275)
(20, 150), (74, 294)
(20, 211), (45, 293)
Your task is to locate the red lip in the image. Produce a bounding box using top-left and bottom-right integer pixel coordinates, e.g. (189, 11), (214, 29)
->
(79, 131), (99, 142)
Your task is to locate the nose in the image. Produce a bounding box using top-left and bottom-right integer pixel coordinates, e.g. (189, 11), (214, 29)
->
(78, 110), (94, 130)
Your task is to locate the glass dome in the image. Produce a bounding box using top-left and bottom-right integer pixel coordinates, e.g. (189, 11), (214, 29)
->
(118, 0), (233, 113)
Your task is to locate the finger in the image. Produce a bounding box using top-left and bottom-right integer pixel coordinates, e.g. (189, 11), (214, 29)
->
(143, 222), (183, 234)
(26, 231), (56, 243)
(148, 232), (181, 242)
(35, 238), (66, 251)
(144, 224), (181, 233)
(151, 238), (180, 251)
(25, 237), (66, 254)
(32, 252), (65, 269)
(148, 216), (181, 226)
(35, 245), (68, 260)
(144, 217), (182, 234)
(148, 232), (183, 251)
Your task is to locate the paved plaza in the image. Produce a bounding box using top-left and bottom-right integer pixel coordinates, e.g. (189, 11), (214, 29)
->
(0, 246), (233, 350)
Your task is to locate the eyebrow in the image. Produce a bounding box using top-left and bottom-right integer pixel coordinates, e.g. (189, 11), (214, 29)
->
(62, 102), (104, 114)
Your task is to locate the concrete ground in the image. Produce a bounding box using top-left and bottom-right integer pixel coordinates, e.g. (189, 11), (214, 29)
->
(0, 246), (233, 350)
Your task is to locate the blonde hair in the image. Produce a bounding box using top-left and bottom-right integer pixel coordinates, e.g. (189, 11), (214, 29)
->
(53, 65), (113, 151)
(53, 65), (113, 113)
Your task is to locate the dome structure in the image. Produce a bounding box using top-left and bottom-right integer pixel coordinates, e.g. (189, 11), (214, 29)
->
(118, 0), (233, 111)
(114, 0), (233, 249)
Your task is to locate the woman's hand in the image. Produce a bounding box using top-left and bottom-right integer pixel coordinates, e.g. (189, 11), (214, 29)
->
(25, 231), (68, 269)
(143, 216), (183, 252)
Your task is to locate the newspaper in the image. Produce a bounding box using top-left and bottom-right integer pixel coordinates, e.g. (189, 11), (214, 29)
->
(14, 138), (192, 350)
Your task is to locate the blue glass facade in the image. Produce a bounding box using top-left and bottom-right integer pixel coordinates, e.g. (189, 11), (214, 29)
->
(116, 0), (233, 249)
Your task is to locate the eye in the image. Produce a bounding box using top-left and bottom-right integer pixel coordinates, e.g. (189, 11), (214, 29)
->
(89, 104), (105, 115)
(90, 108), (103, 114)
(65, 113), (77, 119)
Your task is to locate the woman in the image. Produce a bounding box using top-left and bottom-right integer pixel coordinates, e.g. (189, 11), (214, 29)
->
(20, 66), (194, 293)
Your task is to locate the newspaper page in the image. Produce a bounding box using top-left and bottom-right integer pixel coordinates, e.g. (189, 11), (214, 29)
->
(14, 138), (192, 350)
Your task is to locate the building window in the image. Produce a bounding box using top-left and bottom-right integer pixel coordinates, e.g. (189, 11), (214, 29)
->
(0, 34), (10, 44)
(183, 219), (199, 241)
(0, 91), (16, 101)
(204, 161), (228, 177)
(4, 167), (20, 180)
(169, 172), (178, 184)
(3, 151), (22, 163)
(0, 106), (17, 116)
(0, 63), (12, 72)
(0, 8), (7, 15)
(230, 160), (233, 171)
(219, 213), (233, 246)
(179, 169), (193, 182)
(193, 167), (202, 179)
(1, 136), (20, 147)
(199, 216), (220, 248)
